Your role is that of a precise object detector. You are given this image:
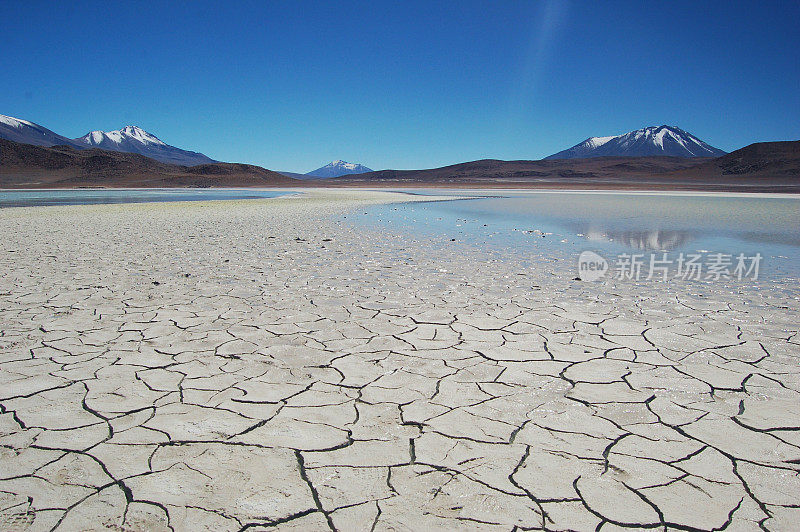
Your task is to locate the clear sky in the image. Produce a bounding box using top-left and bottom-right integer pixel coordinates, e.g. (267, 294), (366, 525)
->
(2, 1), (798, 172)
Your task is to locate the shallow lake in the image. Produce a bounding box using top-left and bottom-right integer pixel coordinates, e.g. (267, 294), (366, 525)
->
(3, 188), (798, 280)
(363, 190), (800, 280)
(0, 188), (294, 208)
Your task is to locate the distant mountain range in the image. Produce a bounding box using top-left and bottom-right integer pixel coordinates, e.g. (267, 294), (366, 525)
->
(0, 114), (215, 166)
(1, 135), (797, 191)
(546, 125), (726, 159)
(335, 141), (799, 191)
(305, 160), (373, 178)
(2, 115), (727, 172)
(1, 113), (797, 191)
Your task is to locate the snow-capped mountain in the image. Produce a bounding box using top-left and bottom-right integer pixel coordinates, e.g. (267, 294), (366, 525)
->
(305, 160), (373, 178)
(77, 126), (215, 166)
(0, 114), (216, 166)
(546, 126), (726, 159)
(0, 114), (83, 148)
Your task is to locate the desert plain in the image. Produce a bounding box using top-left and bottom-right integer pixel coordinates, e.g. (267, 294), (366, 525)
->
(0, 190), (799, 531)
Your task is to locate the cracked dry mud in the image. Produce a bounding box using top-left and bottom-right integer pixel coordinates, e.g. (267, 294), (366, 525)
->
(0, 190), (798, 531)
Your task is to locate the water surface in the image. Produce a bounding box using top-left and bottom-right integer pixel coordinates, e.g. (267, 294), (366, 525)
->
(0, 188), (293, 208)
(364, 191), (800, 280)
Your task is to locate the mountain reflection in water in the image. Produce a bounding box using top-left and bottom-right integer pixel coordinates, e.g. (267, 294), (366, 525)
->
(584, 229), (693, 251)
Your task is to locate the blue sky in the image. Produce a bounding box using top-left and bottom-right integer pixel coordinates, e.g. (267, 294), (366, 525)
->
(2, 1), (798, 172)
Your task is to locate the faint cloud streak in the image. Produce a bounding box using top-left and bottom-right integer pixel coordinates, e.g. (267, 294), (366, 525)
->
(505, 0), (567, 131)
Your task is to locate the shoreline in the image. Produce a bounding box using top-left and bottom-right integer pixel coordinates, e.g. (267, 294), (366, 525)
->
(2, 185), (800, 199)
(2, 177), (800, 195)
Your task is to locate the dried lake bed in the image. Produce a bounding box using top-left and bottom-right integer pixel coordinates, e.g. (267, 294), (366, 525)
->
(0, 189), (799, 531)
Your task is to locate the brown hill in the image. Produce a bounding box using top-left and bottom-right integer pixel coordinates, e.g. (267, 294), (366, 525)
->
(0, 139), (298, 188)
(1, 138), (798, 192)
(330, 141), (800, 192)
(336, 156), (705, 183)
(671, 141), (800, 178)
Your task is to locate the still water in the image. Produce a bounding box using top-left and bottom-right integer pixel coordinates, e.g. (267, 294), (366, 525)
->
(0, 188), (294, 208)
(363, 191), (800, 280)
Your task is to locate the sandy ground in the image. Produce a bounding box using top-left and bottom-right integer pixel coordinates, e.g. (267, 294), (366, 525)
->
(0, 190), (799, 531)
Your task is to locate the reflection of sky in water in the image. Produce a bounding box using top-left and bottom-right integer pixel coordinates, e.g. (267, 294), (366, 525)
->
(0, 189), (293, 208)
(361, 192), (800, 280)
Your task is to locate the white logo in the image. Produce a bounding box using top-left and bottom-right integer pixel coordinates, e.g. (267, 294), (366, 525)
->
(578, 251), (608, 281)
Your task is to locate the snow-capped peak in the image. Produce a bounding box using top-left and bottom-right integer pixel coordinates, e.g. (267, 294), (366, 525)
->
(73, 124), (215, 165)
(305, 160), (373, 178)
(614, 125), (712, 153)
(79, 125), (166, 147)
(0, 114), (35, 129)
(582, 136), (616, 149)
(326, 160), (360, 170)
(546, 125), (726, 159)
(0, 113), (86, 148)
(119, 125), (165, 145)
